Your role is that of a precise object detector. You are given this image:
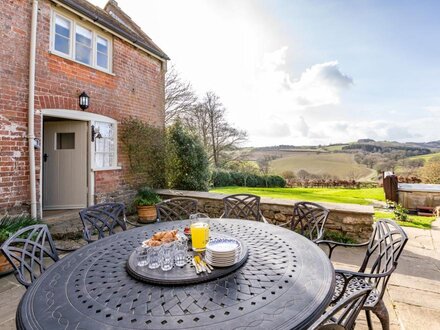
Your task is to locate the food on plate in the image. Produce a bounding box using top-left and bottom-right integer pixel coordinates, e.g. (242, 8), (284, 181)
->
(144, 230), (178, 247)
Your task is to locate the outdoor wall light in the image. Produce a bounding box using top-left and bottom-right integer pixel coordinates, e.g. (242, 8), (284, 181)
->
(79, 91), (90, 111)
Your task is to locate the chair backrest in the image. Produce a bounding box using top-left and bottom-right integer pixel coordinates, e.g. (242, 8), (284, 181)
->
(311, 286), (372, 330)
(156, 198), (198, 221)
(291, 202), (329, 241)
(221, 194), (264, 221)
(0, 224), (59, 288)
(359, 219), (408, 300)
(79, 203), (126, 243)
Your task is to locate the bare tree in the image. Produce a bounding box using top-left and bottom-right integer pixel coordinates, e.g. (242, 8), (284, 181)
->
(186, 92), (247, 167)
(165, 65), (198, 125)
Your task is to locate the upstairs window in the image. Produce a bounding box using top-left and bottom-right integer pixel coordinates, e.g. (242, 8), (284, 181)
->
(51, 10), (112, 73)
(54, 15), (71, 55)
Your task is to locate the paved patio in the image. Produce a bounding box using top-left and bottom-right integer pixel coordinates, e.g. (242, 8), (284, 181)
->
(0, 221), (439, 329)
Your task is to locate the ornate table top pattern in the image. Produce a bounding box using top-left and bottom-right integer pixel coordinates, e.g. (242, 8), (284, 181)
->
(17, 219), (335, 330)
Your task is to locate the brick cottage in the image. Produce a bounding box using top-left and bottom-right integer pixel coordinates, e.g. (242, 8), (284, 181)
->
(0, 0), (169, 217)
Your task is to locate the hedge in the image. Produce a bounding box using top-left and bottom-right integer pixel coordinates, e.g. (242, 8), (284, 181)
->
(211, 170), (286, 188)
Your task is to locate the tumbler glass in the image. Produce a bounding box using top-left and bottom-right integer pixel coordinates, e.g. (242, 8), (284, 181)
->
(135, 246), (149, 267)
(160, 242), (174, 271)
(174, 240), (187, 267)
(148, 245), (162, 269)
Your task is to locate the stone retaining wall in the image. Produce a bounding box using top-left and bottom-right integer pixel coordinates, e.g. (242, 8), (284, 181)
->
(155, 189), (374, 241)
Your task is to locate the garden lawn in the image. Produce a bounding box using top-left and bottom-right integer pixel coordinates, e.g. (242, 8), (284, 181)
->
(210, 187), (385, 205)
(374, 211), (435, 229)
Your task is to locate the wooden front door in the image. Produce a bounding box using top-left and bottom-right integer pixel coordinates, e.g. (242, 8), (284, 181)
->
(43, 121), (87, 209)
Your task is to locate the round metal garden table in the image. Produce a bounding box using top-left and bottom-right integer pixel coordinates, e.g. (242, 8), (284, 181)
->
(17, 219), (335, 330)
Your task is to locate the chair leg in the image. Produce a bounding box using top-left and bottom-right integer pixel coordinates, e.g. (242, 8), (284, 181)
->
(365, 309), (373, 330)
(372, 299), (390, 330)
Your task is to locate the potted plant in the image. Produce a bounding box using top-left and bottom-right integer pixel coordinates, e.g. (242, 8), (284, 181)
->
(133, 187), (161, 224)
(0, 215), (40, 276)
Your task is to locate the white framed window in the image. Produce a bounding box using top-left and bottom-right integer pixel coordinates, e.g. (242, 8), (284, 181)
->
(93, 121), (117, 169)
(54, 14), (71, 55)
(50, 10), (112, 73)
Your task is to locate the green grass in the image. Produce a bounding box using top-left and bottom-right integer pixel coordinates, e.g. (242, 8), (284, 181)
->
(374, 211), (436, 229)
(210, 187), (385, 205)
(269, 152), (376, 181)
(408, 152), (440, 162)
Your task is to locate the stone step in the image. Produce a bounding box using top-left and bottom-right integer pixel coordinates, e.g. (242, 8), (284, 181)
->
(42, 210), (84, 240)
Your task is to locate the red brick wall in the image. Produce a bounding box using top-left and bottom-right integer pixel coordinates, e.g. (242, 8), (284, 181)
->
(0, 0), (166, 214)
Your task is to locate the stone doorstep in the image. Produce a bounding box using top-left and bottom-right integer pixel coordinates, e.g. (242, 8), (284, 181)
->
(42, 210), (84, 240)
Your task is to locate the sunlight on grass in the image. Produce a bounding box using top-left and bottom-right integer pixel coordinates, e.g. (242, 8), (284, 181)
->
(210, 187), (385, 205)
(374, 211), (435, 229)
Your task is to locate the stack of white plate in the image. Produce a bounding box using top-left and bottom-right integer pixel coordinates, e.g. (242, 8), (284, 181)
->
(205, 238), (241, 267)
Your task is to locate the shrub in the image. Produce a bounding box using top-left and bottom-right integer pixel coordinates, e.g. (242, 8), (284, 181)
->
(166, 122), (210, 191)
(211, 170), (233, 187)
(120, 118), (166, 188)
(267, 175), (286, 188)
(0, 215), (40, 243)
(393, 203), (409, 221)
(230, 171), (245, 186)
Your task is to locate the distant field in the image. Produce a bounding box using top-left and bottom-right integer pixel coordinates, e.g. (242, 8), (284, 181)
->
(210, 187), (385, 205)
(323, 144), (348, 151)
(269, 152), (376, 181)
(409, 152), (440, 162)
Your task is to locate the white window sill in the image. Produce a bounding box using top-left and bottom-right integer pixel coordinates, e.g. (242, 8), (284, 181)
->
(49, 50), (115, 76)
(92, 166), (122, 172)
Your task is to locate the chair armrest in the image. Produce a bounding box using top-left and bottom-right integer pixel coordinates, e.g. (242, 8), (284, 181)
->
(332, 266), (396, 304)
(316, 239), (369, 259)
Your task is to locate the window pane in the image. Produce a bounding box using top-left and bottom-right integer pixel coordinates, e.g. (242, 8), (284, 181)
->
(54, 34), (69, 54)
(75, 25), (92, 46)
(55, 16), (70, 37)
(54, 16), (70, 55)
(75, 44), (92, 65)
(94, 122), (116, 168)
(97, 52), (108, 69)
(56, 133), (75, 149)
(97, 36), (108, 53)
(75, 25), (92, 65)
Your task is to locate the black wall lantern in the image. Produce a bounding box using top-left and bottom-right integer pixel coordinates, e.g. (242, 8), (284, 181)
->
(79, 91), (90, 111)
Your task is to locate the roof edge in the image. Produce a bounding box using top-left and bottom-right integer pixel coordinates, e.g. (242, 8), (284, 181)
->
(53, 0), (170, 61)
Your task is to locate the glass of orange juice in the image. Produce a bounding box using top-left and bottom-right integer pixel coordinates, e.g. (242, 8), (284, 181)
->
(190, 215), (210, 252)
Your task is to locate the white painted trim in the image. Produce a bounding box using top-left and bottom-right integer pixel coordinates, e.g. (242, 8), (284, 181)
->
(92, 166), (122, 172)
(42, 109), (117, 123)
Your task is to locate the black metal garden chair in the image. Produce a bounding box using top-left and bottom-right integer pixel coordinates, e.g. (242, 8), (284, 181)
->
(79, 202), (126, 243)
(319, 219), (408, 330)
(310, 282), (372, 330)
(220, 194), (268, 223)
(280, 201), (329, 242)
(156, 198), (198, 221)
(0, 224), (59, 288)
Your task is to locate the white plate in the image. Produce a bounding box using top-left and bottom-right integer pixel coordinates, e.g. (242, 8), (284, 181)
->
(206, 238), (241, 253)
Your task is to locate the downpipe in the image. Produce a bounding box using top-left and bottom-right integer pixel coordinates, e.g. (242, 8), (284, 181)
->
(28, 0), (39, 218)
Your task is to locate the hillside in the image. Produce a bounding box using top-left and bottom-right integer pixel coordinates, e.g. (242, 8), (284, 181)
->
(269, 152), (376, 181)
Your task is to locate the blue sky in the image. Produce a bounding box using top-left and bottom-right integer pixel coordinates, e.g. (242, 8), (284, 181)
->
(91, 0), (440, 146)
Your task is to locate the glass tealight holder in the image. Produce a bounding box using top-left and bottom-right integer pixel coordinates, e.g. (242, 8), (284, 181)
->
(148, 245), (162, 269)
(160, 242), (174, 271)
(174, 240), (187, 267)
(135, 246), (149, 267)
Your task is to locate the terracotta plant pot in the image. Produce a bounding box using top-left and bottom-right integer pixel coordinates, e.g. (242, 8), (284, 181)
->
(0, 253), (14, 277)
(137, 205), (157, 224)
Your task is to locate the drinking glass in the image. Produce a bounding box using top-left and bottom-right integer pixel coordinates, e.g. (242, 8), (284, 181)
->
(135, 246), (149, 267)
(189, 214), (210, 252)
(174, 240), (187, 267)
(160, 242), (174, 271)
(148, 245), (162, 269)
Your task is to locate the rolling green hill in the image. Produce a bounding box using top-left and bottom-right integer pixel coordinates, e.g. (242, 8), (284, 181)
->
(269, 152), (376, 180)
(409, 152), (440, 162)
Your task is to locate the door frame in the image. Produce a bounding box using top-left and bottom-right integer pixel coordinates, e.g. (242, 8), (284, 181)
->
(40, 109), (117, 215)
